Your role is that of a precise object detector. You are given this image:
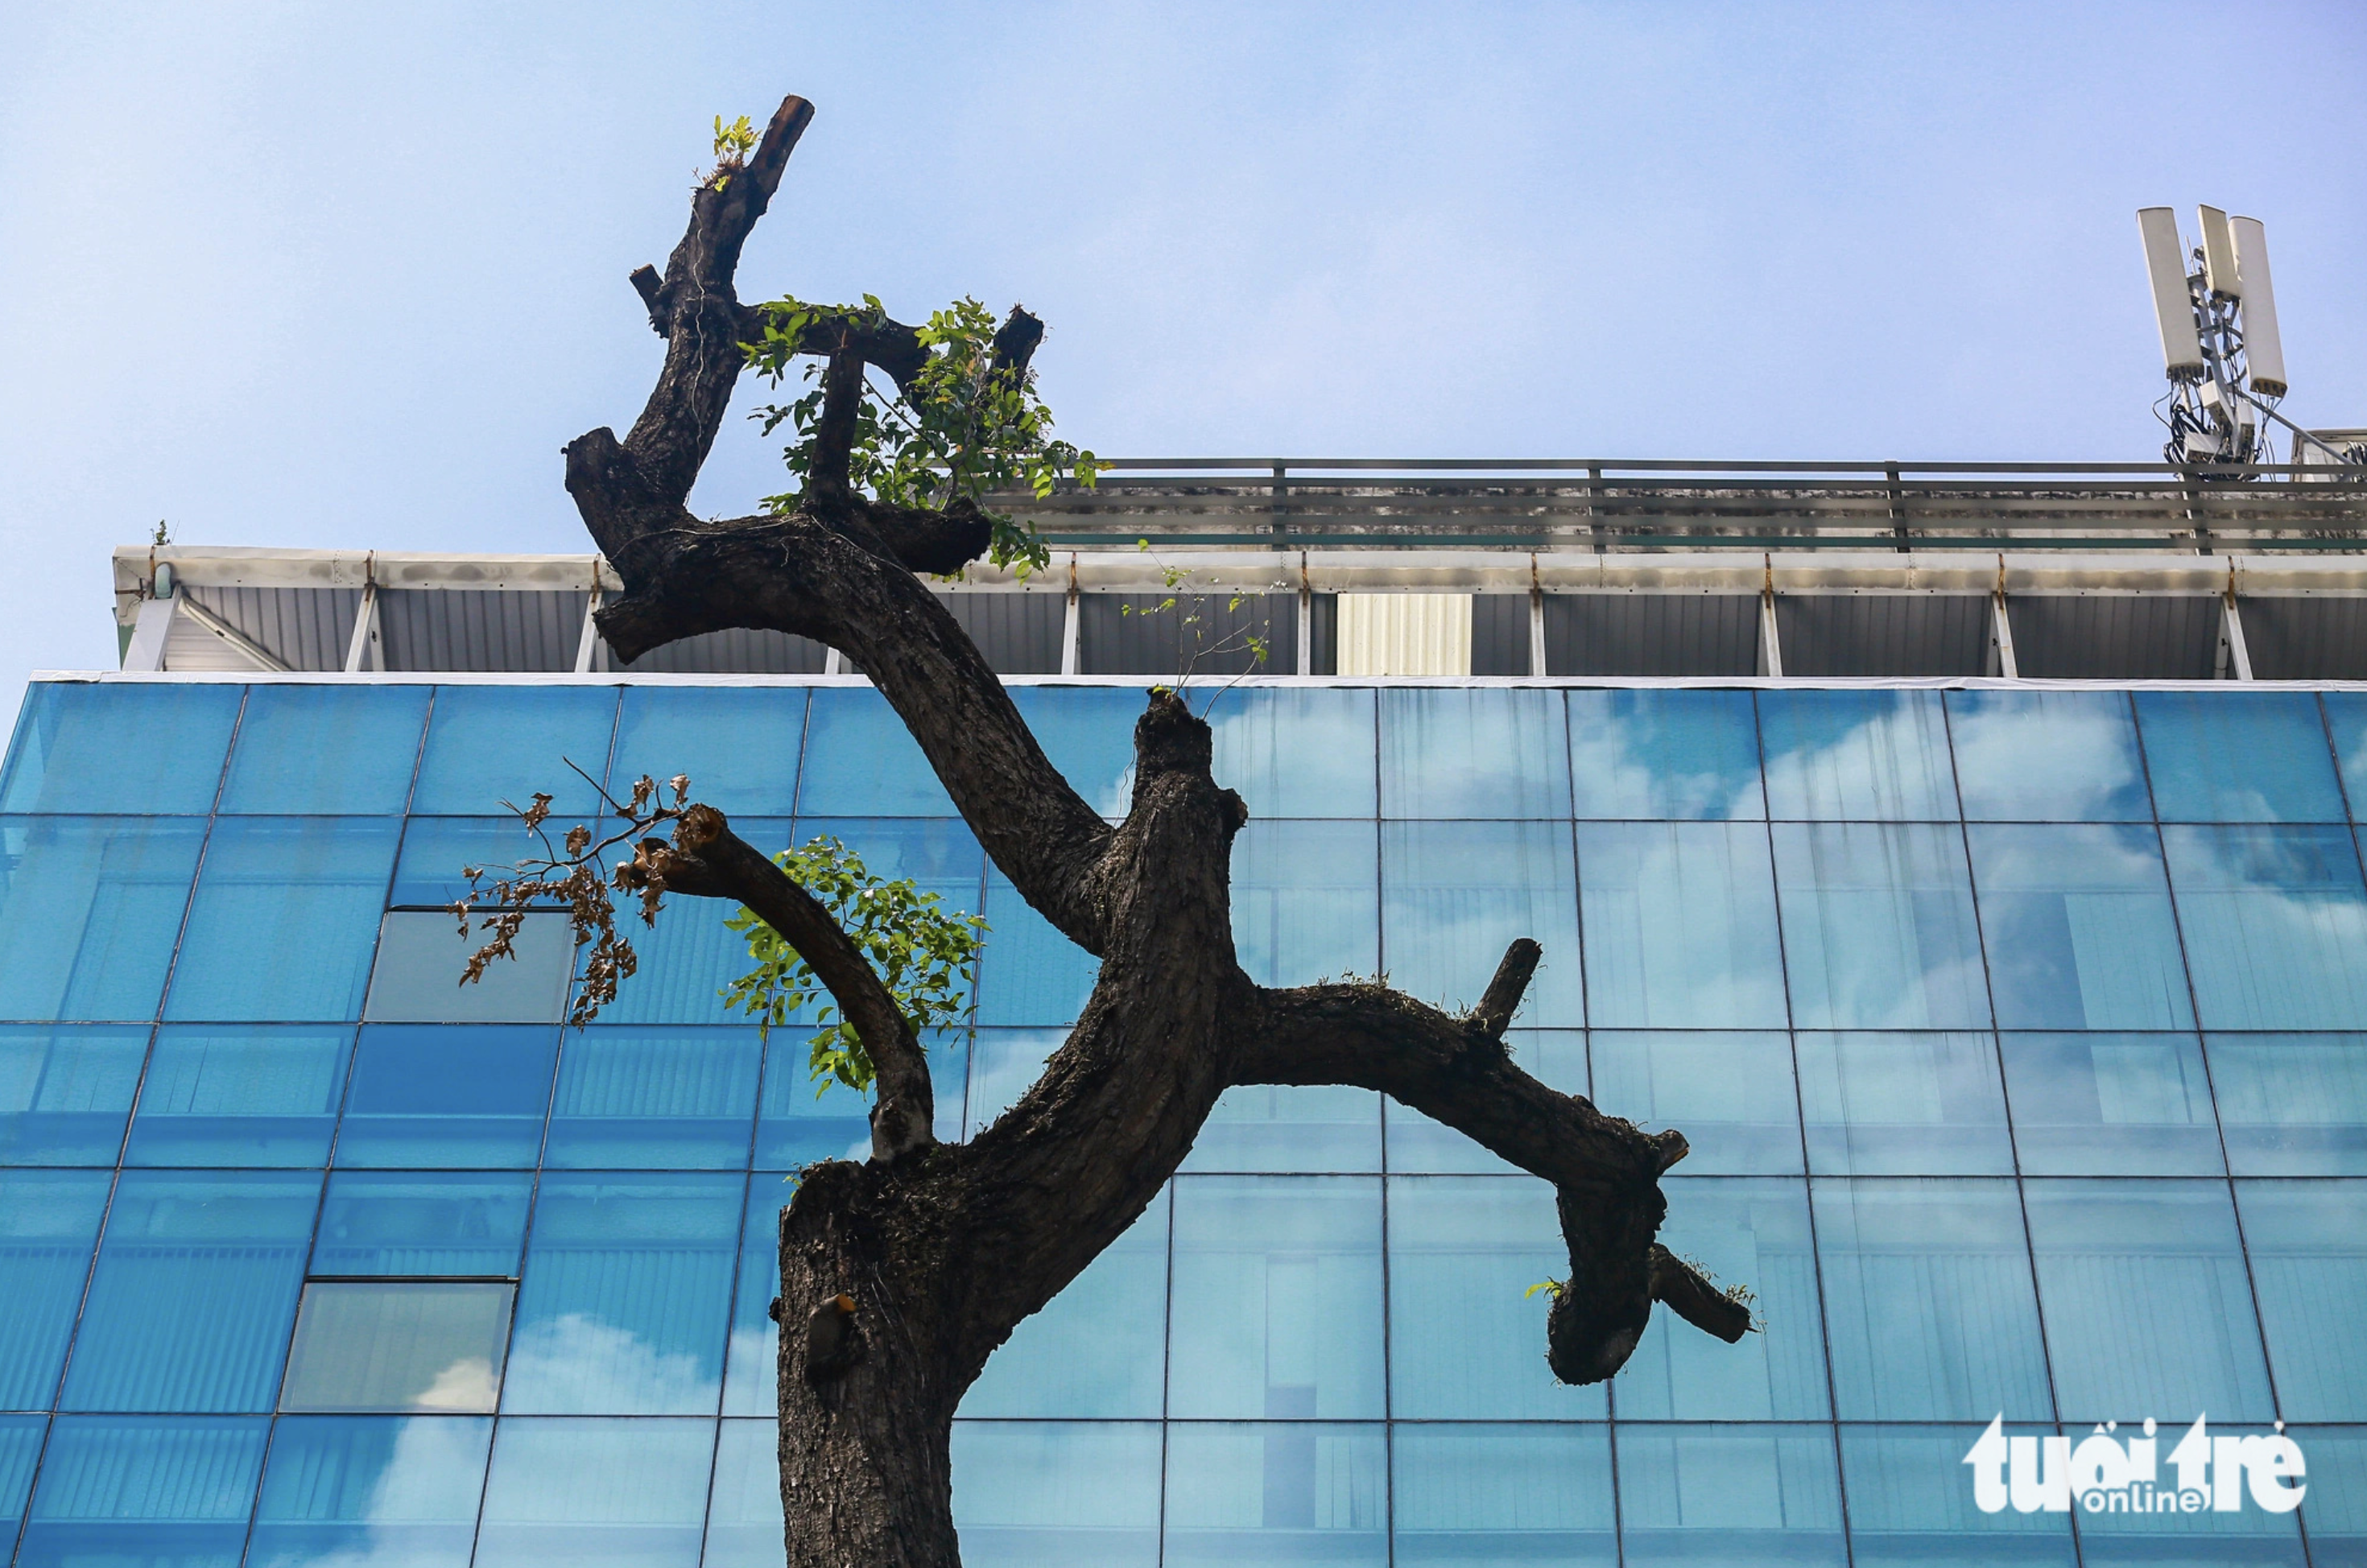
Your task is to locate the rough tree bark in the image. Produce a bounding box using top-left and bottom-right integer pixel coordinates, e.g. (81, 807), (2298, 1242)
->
(560, 93), (1749, 1568)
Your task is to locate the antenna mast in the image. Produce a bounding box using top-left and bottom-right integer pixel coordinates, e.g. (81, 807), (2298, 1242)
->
(2135, 204), (2363, 473)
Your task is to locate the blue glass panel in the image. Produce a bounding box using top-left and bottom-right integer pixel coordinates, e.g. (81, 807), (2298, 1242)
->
(790, 814), (983, 886)
(1773, 821), (1991, 1029)
(1379, 688), (1570, 819)
(1795, 1031), (2014, 1176)
(1837, 1425), (2075, 1566)
(2022, 1178), (2275, 1422)
(0, 1170), (110, 1409)
(280, 1281), (512, 1413)
(1589, 1031), (1802, 1174)
(0, 1025), (146, 1164)
(2138, 690), (2344, 823)
(1947, 689), (2150, 823)
(409, 686), (618, 817)
(336, 1025), (557, 1168)
(953, 1420), (1163, 1566)
(364, 911), (573, 1025)
(1384, 1029), (1584, 1174)
(18, 1415), (267, 1568)
(0, 816), (204, 1022)
(1381, 820), (1583, 1025)
(1971, 823), (2191, 1030)
(1390, 1423), (1616, 1566)
(219, 685), (428, 815)
(1208, 687), (1377, 819)
(1618, 1177), (1829, 1419)
(704, 1418), (785, 1568)
(2163, 825), (2367, 1030)
(1010, 686), (1149, 817)
(250, 1415), (493, 1568)
(1761, 688), (1957, 821)
(1813, 1177), (2051, 1421)
(311, 1171), (533, 1277)
(795, 687), (954, 816)
(2331, 691), (2367, 819)
(1163, 1422), (1387, 1567)
(2070, 1414), (2307, 1564)
(502, 1174), (738, 1414)
(1, 682), (242, 815)
(721, 1175), (787, 1417)
(1386, 1176), (1607, 1418)
(976, 874), (1096, 1025)
(2289, 1426), (2367, 1568)
(1182, 1085), (1381, 1174)
(965, 1031), (1069, 1140)
(1998, 1033), (2223, 1175)
(390, 816), (573, 908)
(543, 1026), (760, 1169)
(1231, 819), (1378, 988)
(62, 1170), (320, 1413)
(1568, 687), (1763, 819)
(1614, 1423), (1845, 1568)
(123, 1025), (350, 1166)
(2233, 1180), (2367, 1422)
(167, 818), (399, 1021)
(1577, 822), (1786, 1027)
(473, 1416), (713, 1568)
(2208, 1034), (2367, 1174)
(0, 1414), (41, 1531)
(608, 687), (806, 816)
(961, 1191), (1167, 1419)
(1168, 1176), (1385, 1419)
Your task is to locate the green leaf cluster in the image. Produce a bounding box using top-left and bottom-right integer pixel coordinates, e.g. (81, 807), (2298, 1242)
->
(721, 836), (985, 1094)
(741, 295), (1097, 576)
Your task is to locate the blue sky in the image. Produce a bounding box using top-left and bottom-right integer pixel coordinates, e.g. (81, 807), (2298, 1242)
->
(2, 2), (2362, 722)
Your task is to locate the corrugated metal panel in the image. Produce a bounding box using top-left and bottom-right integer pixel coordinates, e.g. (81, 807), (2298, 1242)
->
(182, 586), (358, 671)
(1309, 594), (1338, 676)
(1338, 594), (1472, 676)
(2237, 597), (2367, 679)
(1545, 595), (1759, 676)
(1471, 596), (1530, 675)
(1078, 593), (1295, 676)
(163, 610), (272, 672)
(940, 593), (1063, 675)
(618, 627), (828, 675)
(379, 590), (586, 673)
(2010, 596), (2218, 679)
(1775, 595), (1989, 676)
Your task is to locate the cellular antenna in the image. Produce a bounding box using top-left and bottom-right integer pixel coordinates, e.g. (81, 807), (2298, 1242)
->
(2134, 204), (2361, 471)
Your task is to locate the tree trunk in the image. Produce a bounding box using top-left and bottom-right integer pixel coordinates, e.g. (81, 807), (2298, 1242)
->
(534, 88), (1754, 1565)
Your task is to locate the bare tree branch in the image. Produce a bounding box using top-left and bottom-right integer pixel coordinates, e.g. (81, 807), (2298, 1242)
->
(622, 803), (936, 1161)
(1234, 958), (1745, 1383)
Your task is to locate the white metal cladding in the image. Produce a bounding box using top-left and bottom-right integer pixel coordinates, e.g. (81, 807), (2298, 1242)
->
(101, 543), (2367, 683)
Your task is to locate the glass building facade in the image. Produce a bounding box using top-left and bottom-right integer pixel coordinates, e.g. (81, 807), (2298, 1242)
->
(2, 675), (2365, 1566)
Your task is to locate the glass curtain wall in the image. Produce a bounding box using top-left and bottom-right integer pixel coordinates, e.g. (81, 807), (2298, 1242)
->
(1, 679), (2365, 1566)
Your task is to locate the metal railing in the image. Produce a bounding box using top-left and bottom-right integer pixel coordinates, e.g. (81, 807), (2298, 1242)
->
(991, 458), (2367, 552)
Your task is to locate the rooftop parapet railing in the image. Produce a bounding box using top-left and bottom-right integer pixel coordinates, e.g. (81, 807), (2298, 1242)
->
(991, 457), (2367, 552)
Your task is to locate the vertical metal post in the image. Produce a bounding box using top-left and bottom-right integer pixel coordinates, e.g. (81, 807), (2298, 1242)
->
(1758, 588), (1784, 678)
(1060, 559), (1081, 676)
(1989, 592), (2019, 679)
(345, 582), (386, 673)
(1296, 571), (1314, 677)
(571, 588), (601, 675)
(1528, 572), (1547, 676)
(824, 646), (844, 676)
(124, 596), (177, 671)
(1887, 463), (1910, 552)
(1270, 463), (1289, 545)
(2217, 591), (2255, 680)
(1588, 464), (1606, 555)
